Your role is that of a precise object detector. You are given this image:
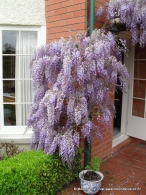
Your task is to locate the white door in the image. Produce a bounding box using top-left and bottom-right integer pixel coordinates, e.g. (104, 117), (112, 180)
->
(127, 44), (146, 140)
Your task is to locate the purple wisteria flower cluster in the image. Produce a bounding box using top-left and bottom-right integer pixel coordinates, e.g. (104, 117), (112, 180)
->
(107, 0), (146, 47)
(27, 29), (129, 164)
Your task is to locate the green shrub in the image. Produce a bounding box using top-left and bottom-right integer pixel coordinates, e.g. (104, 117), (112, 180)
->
(0, 149), (81, 195)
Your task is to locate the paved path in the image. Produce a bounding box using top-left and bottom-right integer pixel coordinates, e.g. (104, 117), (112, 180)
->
(57, 139), (146, 195)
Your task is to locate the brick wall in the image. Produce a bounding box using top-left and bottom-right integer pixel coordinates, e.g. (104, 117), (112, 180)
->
(91, 91), (114, 161)
(45, 0), (108, 42)
(95, 0), (107, 29)
(45, 0), (87, 43)
(45, 0), (113, 163)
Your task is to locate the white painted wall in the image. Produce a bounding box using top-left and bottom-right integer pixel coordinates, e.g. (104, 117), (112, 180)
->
(0, 0), (46, 25)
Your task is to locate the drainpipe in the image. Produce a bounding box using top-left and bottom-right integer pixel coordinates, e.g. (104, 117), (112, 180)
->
(84, 0), (95, 168)
(89, 0), (95, 35)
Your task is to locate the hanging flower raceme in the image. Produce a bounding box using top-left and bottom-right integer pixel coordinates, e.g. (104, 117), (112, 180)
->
(27, 28), (129, 165)
(81, 121), (93, 143)
(107, 0), (146, 47)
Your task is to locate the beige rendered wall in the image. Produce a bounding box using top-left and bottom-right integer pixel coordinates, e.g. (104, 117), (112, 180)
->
(0, 0), (46, 25)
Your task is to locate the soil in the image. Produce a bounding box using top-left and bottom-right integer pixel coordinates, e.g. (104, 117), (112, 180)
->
(83, 171), (101, 181)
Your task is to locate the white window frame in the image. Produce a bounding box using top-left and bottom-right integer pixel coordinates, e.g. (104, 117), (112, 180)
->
(0, 25), (46, 143)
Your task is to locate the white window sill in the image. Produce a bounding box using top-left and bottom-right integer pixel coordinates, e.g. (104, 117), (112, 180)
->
(0, 128), (32, 143)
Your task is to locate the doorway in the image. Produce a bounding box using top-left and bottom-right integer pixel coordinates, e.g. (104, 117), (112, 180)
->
(113, 79), (123, 136)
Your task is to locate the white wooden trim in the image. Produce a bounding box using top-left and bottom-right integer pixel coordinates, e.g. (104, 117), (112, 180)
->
(121, 40), (131, 134)
(112, 39), (131, 146)
(112, 133), (129, 148)
(0, 29), (2, 129)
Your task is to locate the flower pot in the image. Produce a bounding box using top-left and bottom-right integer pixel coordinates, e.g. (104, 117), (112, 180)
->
(79, 170), (104, 195)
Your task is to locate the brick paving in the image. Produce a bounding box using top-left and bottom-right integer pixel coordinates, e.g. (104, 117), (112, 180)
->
(57, 139), (146, 195)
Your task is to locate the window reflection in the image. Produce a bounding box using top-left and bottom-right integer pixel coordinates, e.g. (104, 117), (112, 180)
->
(3, 80), (15, 103)
(2, 31), (18, 54)
(4, 104), (16, 126)
(3, 56), (15, 79)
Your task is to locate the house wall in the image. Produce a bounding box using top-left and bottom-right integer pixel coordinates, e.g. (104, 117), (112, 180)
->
(95, 0), (107, 29)
(0, 0), (46, 25)
(45, 0), (113, 163)
(45, 0), (87, 43)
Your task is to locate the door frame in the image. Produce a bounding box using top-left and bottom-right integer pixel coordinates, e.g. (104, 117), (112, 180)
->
(112, 39), (131, 147)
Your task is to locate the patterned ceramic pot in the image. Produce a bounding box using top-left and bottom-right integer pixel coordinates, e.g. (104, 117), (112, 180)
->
(79, 170), (104, 195)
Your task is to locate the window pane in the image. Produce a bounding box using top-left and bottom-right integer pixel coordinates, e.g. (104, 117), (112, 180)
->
(15, 80), (33, 103)
(3, 80), (15, 103)
(3, 80), (33, 103)
(19, 56), (32, 79)
(15, 104), (32, 126)
(3, 80), (33, 104)
(2, 31), (18, 54)
(4, 104), (16, 126)
(20, 31), (37, 54)
(3, 104), (32, 126)
(134, 61), (146, 79)
(133, 80), (146, 99)
(135, 44), (146, 59)
(132, 99), (145, 118)
(3, 56), (15, 79)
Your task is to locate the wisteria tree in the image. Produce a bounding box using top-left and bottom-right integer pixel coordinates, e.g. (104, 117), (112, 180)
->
(27, 0), (146, 165)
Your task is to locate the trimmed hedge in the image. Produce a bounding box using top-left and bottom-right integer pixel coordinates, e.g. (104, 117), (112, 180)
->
(0, 150), (81, 195)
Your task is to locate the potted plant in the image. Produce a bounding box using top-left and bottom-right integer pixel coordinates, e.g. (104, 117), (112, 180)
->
(79, 157), (104, 194)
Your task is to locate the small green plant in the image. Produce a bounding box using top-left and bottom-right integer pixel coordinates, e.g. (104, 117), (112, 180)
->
(85, 157), (101, 172)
